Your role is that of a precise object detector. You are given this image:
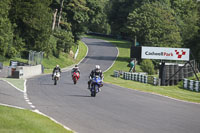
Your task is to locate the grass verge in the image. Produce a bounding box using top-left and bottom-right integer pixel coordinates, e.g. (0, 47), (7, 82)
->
(43, 40), (87, 73)
(2, 40), (87, 74)
(86, 35), (200, 103)
(0, 78), (24, 91)
(0, 105), (73, 133)
(0, 41), (87, 133)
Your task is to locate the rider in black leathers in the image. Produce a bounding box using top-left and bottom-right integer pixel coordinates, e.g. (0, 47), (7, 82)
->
(88, 65), (103, 89)
(52, 65), (61, 80)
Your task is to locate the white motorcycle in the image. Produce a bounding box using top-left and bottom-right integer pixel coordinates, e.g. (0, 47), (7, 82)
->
(53, 70), (60, 85)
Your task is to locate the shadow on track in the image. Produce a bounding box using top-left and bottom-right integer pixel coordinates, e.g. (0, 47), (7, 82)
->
(67, 94), (91, 98)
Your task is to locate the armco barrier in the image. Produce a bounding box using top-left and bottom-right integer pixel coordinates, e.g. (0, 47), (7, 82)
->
(183, 78), (200, 92)
(114, 70), (158, 86)
(114, 70), (120, 78)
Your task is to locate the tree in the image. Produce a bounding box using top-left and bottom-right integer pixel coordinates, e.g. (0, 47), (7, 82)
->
(170, 0), (199, 44)
(9, 0), (53, 56)
(170, 0), (200, 61)
(0, 0), (13, 57)
(86, 0), (110, 34)
(107, 0), (135, 36)
(140, 59), (155, 75)
(63, 0), (90, 42)
(126, 2), (182, 47)
(53, 29), (74, 57)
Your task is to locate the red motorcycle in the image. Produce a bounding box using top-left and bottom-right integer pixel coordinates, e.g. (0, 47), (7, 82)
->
(72, 72), (80, 84)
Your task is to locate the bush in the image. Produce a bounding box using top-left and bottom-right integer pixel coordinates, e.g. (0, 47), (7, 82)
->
(140, 59), (155, 75)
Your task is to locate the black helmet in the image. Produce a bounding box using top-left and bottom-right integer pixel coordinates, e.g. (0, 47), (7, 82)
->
(75, 65), (78, 67)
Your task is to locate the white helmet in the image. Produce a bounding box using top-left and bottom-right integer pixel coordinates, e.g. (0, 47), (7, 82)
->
(95, 65), (100, 70)
(56, 65), (59, 67)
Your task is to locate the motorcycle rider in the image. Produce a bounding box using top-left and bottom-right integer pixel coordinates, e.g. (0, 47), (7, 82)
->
(52, 65), (61, 80)
(88, 65), (103, 90)
(71, 64), (80, 78)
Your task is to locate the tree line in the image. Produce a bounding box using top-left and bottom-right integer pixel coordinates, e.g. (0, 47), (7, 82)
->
(0, 0), (200, 61)
(0, 0), (108, 59)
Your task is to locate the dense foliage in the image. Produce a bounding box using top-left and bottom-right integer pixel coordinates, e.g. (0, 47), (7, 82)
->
(0, 0), (200, 63)
(0, 0), (13, 57)
(140, 59), (155, 75)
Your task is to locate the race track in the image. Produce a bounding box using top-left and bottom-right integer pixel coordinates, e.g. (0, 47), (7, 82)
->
(27, 37), (200, 133)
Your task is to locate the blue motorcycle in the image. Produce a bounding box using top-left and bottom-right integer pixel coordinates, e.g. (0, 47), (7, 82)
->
(90, 76), (103, 97)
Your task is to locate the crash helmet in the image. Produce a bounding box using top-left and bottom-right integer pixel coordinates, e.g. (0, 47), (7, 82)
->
(95, 65), (100, 70)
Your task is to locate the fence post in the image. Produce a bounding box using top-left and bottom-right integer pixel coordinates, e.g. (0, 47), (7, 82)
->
(183, 78), (188, 89)
(141, 75), (144, 83)
(194, 81), (199, 92)
(144, 75), (148, 83)
(114, 70), (120, 78)
(131, 73), (134, 80)
(134, 74), (137, 81)
(123, 72), (126, 79)
(189, 80), (194, 91)
(153, 77), (157, 86)
(129, 72), (132, 80)
(138, 74), (141, 82)
(136, 74), (139, 81)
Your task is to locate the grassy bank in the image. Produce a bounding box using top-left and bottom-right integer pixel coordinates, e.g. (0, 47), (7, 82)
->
(86, 35), (200, 103)
(0, 106), (72, 133)
(43, 41), (87, 73)
(0, 41), (87, 132)
(2, 40), (87, 74)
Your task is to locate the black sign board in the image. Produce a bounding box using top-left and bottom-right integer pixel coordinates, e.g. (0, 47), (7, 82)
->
(130, 46), (141, 59)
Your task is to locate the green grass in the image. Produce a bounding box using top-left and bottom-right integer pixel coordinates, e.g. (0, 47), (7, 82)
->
(74, 40), (88, 64)
(0, 105), (73, 133)
(2, 41), (87, 74)
(43, 41), (87, 73)
(0, 78), (25, 91)
(0, 41), (87, 133)
(86, 35), (200, 103)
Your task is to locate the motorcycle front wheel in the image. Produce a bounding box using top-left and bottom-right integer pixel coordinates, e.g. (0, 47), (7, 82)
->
(91, 85), (97, 97)
(54, 78), (57, 85)
(73, 78), (77, 84)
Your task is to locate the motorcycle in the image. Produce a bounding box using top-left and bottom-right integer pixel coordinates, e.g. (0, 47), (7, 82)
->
(53, 70), (60, 85)
(72, 72), (80, 84)
(90, 76), (103, 97)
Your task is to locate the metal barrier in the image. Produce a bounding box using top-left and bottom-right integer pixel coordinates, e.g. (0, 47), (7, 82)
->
(119, 71), (158, 86)
(183, 78), (200, 92)
(114, 70), (120, 78)
(29, 51), (44, 66)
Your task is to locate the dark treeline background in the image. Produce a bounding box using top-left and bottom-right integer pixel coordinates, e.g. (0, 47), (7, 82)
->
(0, 0), (200, 61)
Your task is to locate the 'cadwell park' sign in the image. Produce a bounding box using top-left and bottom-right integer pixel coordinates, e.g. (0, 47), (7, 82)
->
(141, 46), (190, 61)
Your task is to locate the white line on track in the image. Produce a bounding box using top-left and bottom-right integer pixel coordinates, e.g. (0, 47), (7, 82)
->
(61, 41), (88, 73)
(102, 40), (119, 73)
(0, 103), (76, 133)
(1, 79), (24, 93)
(0, 78), (77, 132)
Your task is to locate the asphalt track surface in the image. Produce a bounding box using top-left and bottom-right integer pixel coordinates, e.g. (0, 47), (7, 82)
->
(2, 37), (200, 133)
